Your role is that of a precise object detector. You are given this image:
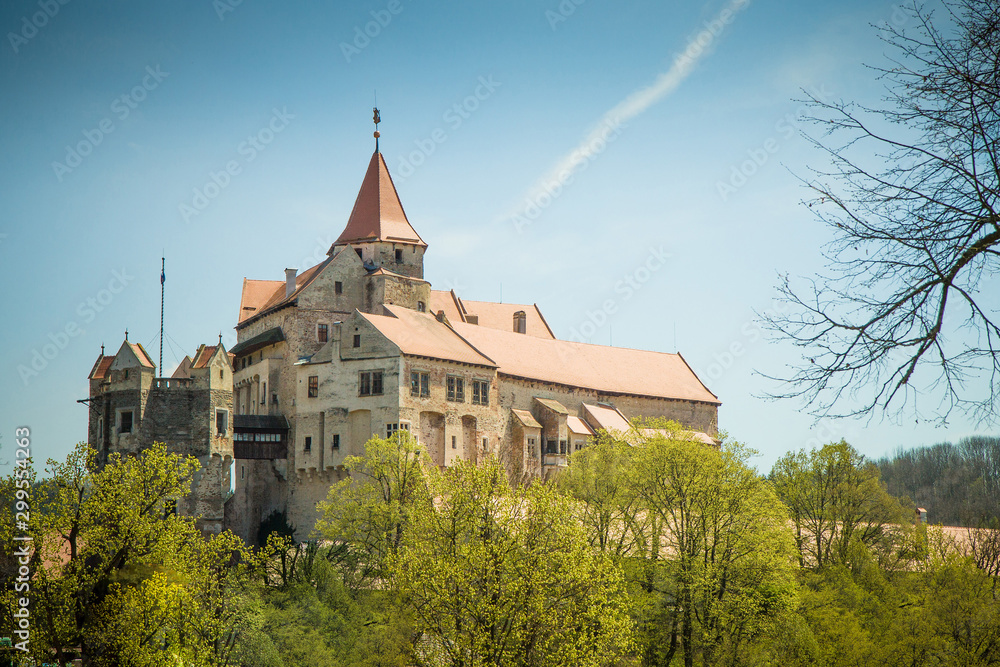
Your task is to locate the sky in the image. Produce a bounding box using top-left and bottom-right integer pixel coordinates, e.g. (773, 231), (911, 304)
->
(0, 0), (994, 475)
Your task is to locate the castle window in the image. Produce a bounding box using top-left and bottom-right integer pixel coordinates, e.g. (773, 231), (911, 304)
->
(241, 465), (244, 480)
(386, 423), (398, 438)
(124, 369), (129, 380)
(411, 371), (429, 397)
(332, 434), (340, 450)
(241, 357), (246, 369)
(446, 375), (464, 402)
(216, 409), (229, 436)
(528, 437), (536, 458)
(219, 369), (223, 379)
(395, 248), (403, 263)
(452, 435), (457, 450)
(118, 409), (134, 434)
(353, 335), (361, 348)
(559, 440), (567, 455)
(359, 370), (383, 396)
(261, 382), (266, 404)
(417, 301), (425, 312)
(317, 323), (328, 343)
(471, 379), (489, 405)
(546, 439), (556, 454)
(272, 393), (279, 406)
(308, 376), (318, 398)
(304, 436), (312, 452)
(355, 248), (363, 260)
(482, 437), (488, 450)
(335, 281), (343, 295)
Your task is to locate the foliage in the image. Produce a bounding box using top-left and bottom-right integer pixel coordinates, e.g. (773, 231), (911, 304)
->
(0, 442), (269, 667)
(393, 457), (634, 667)
(771, 440), (912, 570)
(762, 0), (1000, 423)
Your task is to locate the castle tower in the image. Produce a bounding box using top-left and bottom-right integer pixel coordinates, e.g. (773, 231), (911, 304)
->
(327, 149), (427, 279)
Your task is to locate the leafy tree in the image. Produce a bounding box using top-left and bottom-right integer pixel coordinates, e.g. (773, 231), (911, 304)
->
(627, 425), (798, 667)
(771, 440), (912, 570)
(393, 457), (633, 667)
(762, 0), (1000, 423)
(0, 443), (268, 667)
(315, 431), (429, 589)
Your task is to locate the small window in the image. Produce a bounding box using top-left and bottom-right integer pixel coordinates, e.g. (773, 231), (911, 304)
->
(411, 371), (429, 397)
(447, 375), (465, 402)
(360, 371), (383, 396)
(216, 409), (228, 436)
(472, 379), (489, 405)
(387, 423), (399, 438)
(241, 465), (245, 480)
(304, 436), (312, 452)
(219, 369), (224, 379)
(451, 435), (457, 450)
(559, 440), (567, 455)
(353, 334), (361, 348)
(272, 393), (279, 406)
(318, 323), (328, 343)
(355, 248), (363, 260)
(241, 357), (247, 369)
(308, 375), (318, 398)
(261, 382), (266, 405)
(482, 437), (488, 450)
(546, 439), (556, 454)
(332, 434), (340, 450)
(119, 410), (133, 434)
(395, 248), (403, 263)
(335, 281), (343, 295)
(124, 369), (129, 380)
(417, 301), (426, 312)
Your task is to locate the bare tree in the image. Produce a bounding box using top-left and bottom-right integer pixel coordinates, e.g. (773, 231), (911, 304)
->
(762, 0), (1000, 423)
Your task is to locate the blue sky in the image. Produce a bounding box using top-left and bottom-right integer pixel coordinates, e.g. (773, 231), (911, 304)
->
(1, 0), (992, 474)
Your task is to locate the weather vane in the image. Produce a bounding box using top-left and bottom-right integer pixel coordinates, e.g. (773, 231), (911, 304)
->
(373, 106), (381, 151)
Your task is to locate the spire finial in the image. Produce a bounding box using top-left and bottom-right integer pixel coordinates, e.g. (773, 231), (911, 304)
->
(124, 329), (129, 342)
(373, 105), (381, 152)
(218, 331), (223, 345)
(101, 344), (105, 355)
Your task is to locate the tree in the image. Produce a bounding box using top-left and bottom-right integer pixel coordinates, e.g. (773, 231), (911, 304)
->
(315, 431), (429, 589)
(770, 440), (912, 570)
(0, 443), (268, 667)
(393, 457), (634, 667)
(627, 426), (798, 667)
(762, 0), (1000, 424)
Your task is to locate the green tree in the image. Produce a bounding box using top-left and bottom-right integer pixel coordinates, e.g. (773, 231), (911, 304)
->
(626, 425), (798, 667)
(0, 443), (268, 667)
(393, 457), (633, 667)
(315, 431), (429, 589)
(771, 440), (911, 570)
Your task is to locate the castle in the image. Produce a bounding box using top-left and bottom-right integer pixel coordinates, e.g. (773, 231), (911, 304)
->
(86, 141), (721, 542)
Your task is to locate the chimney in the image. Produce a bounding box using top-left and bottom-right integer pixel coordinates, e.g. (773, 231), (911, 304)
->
(285, 268), (297, 298)
(513, 310), (526, 334)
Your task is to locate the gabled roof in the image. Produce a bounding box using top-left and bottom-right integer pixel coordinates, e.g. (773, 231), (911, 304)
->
(330, 151), (426, 251)
(364, 306), (496, 368)
(88, 355), (115, 380)
(172, 356), (193, 379)
(511, 409), (542, 429)
(567, 416), (595, 436)
(129, 342), (156, 368)
(190, 345), (219, 369)
(582, 403), (631, 433)
(534, 397), (569, 414)
(448, 322), (720, 405)
(427, 290), (555, 339)
(239, 279), (284, 324)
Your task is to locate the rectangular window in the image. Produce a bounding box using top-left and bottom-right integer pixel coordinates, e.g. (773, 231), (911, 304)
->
(119, 410), (133, 434)
(317, 323), (328, 343)
(559, 440), (567, 455)
(360, 371), (383, 396)
(417, 301), (426, 312)
(335, 281), (343, 295)
(353, 334), (361, 348)
(308, 375), (318, 398)
(452, 435), (457, 450)
(304, 436), (312, 452)
(386, 422), (409, 438)
(447, 375), (465, 402)
(272, 393), (279, 406)
(241, 465), (245, 480)
(216, 409), (228, 436)
(332, 434), (340, 450)
(482, 437), (488, 450)
(471, 379), (489, 405)
(261, 382), (266, 404)
(355, 248), (363, 260)
(546, 439), (557, 454)
(410, 371), (429, 397)
(395, 248), (403, 262)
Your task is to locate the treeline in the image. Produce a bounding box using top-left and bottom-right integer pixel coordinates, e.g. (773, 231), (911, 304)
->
(877, 436), (1000, 527)
(2, 429), (1000, 666)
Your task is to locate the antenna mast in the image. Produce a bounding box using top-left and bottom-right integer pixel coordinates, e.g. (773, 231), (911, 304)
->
(160, 256), (165, 375)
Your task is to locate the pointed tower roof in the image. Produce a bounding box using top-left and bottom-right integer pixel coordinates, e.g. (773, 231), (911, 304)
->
(330, 151), (426, 253)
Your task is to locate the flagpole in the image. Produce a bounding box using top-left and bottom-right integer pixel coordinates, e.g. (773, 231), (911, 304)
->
(160, 256), (165, 376)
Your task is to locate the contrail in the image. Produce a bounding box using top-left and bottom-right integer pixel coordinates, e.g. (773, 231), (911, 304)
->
(509, 0), (750, 231)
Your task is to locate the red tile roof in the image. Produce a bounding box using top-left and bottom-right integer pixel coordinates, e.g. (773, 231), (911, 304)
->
(428, 290), (555, 339)
(448, 320), (720, 404)
(331, 151), (426, 250)
(239, 279), (284, 324)
(363, 307), (496, 368)
(88, 355), (115, 380)
(190, 345), (218, 369)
